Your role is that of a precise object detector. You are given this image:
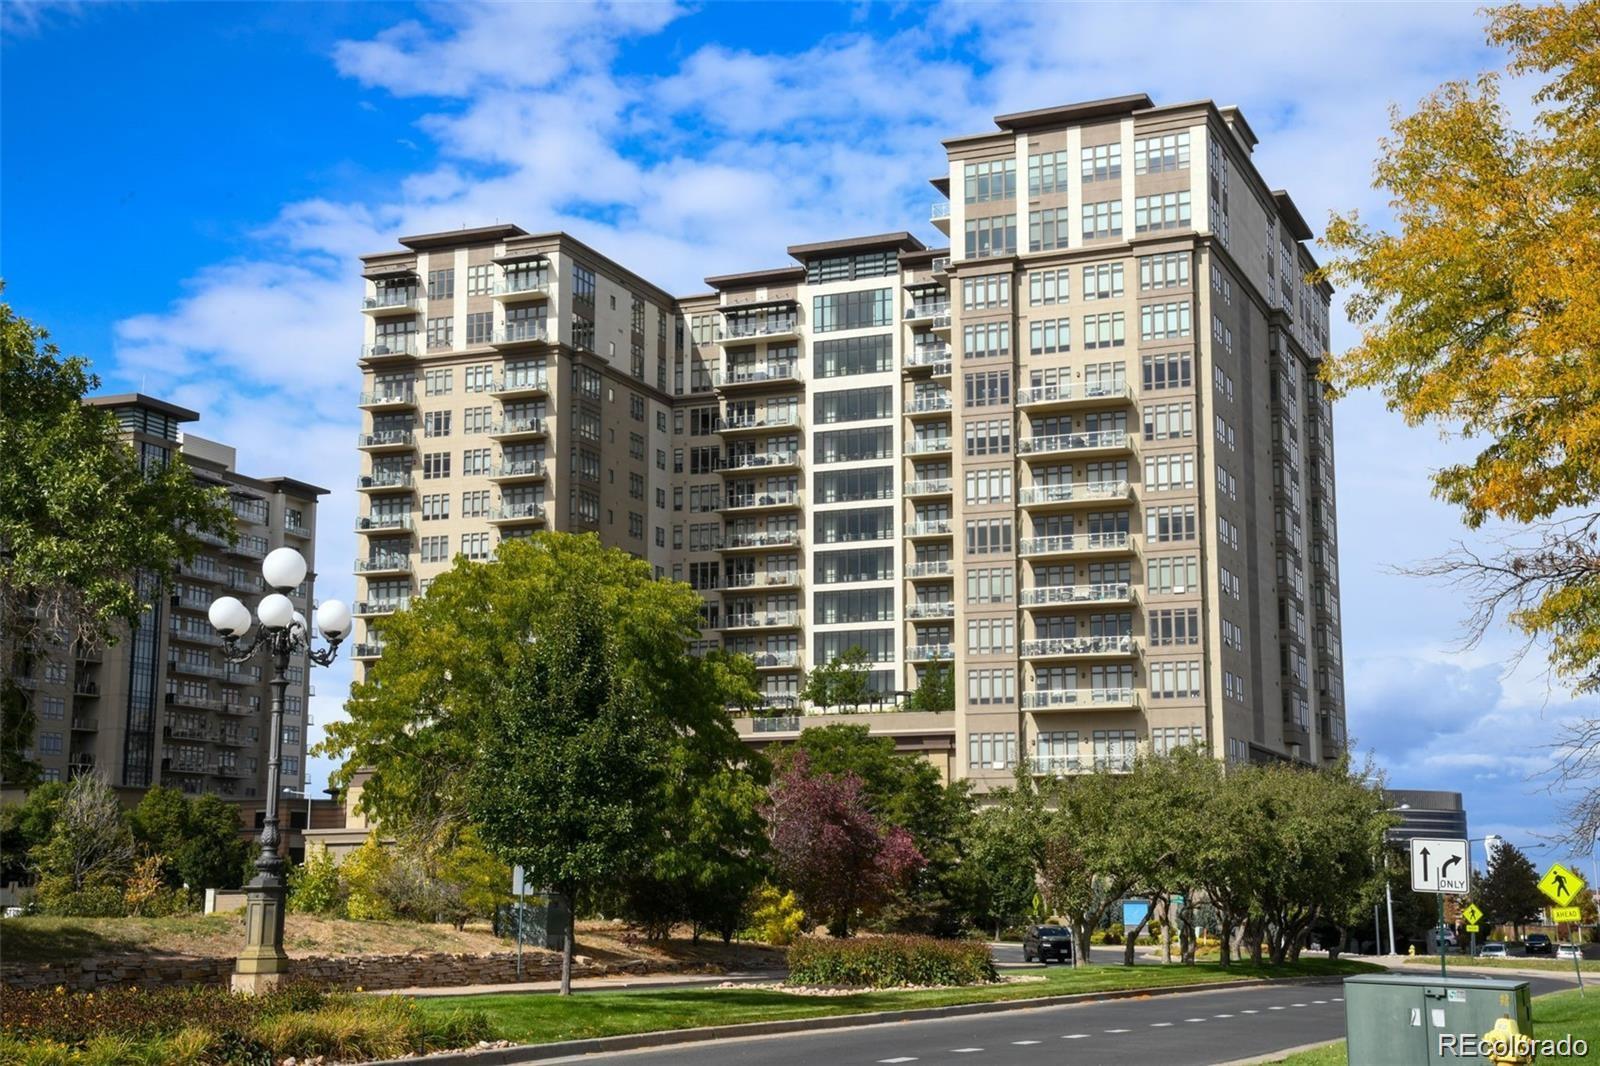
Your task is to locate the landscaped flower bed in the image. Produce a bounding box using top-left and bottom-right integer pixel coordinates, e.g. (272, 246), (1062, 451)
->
(0, 982), (491, 1064)
(786, 935), (998, 989)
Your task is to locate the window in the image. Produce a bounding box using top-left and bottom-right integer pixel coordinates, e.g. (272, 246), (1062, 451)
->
(968, 732), (1017, 770)
(1029, 318), (1070, 354)
(1143, 452), (1196, 491)
(423, 410), (451, 437)
(1028, 207), (1069, 252)
(1027, 149), (1069, 194)
(461, 532), (490, 561)
(466, 312), (492, 345)
(467, 263), (493, 295)
(964, 467), (1012, 504)
(420, 535), (449, 564)
(1143, 351), (1193, 391)
(1150, 660), (1202, 699)
(1150, 607), (1201, 646)
(965, 517), (1012, 555)
(1140, 301), (1192, 341)
(1139, 252), (1191, 291)
(965, 566), (1014, 603)
(462, 490), (490, 517)
(814, 387), (893, 423)
(1081, 142), (1122, 181)
(1082, 200), (1122, 239)
(812, 289), (891, 332)
(962, 321), (1010, 359)
(426, 316), (453, 349)
(967, 668), (1016, 705)
(1082, 312), (1124, 349)
(572, 313), (595, 351)
(961, 274), (1011, 310)
(814, 467), (894, 503)
(1147, 555), (1200, 595)
(629, 394), (645, 421)
(1143, 401), (1195, 440)
(1028, 268), (1069, 306)
(964, 214), (1017, 259)
(464, 364), (493, 392)
(815, 426), (892, 463)
(963, 158), (1016, 203)
(966, 617), (1015, 655)
(964, 370), (1011, 407)
(421, 493), (450, 520)
(462, 448), (491, 476)
(1134, 131), (1190, 174)
(573, 264), (596, 301)
(815, 507), (894, 543)
(463, 405), (492, 434)
(814, 588), (895, 624)
(805, 250), (897, 282)
(422, 452), (451, 479)
(814, 547), (895, 583)
(424, 368), (452, 395)
(1146, 504), (1197, 543)
(1082, 262), (1124, 300)
(814, 334), (891, 377)
(427, 268), (454, 300)
(964, 418), (1011, 456)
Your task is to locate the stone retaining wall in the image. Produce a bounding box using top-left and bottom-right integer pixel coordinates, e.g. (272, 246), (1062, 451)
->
(1, 951), (676, 992)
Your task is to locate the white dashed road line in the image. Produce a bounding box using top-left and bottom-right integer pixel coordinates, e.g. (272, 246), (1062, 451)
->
(1105, 1028), (1131, 1034)
(1062, 1034), (1090, 1040)
(1268, 1005), (1286, 1010)
(950, 1049), (983, 1055)
(1333, 997), (1344, 1002)
(1150, 1022), (1173, 1027)
(878, 1058), (917, 1064)
(1292, 1002), (1308, 1007)
(1241, 1009), (1259, 1014)
(1012, 1040), (1041, 1045)
(1313, 999), (1328, 1004)
(1214, 1013), (1234, 1018)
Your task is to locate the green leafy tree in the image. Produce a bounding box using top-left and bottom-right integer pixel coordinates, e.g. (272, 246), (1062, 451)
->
(745, 883), (806, 945)
(31, 772), (134, 915)
(128, 785), (250, 891)
(1039, 771), (1138, 968)
(906, 663), (954, 712)
(956, 805), (1039, 938)
(0, 780), (65, 884)
(341, 832), (396, 921)
(0, 298), (234, 786)
(286, 844), (345, 916)
(799, 647), (872, 712)
(1472, 843), (1547, 937)
(703, 649), (763, 717)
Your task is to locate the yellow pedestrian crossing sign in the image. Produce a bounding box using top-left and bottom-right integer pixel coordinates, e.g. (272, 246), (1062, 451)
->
(1537, 863), (1585, 906)
(1462, 903), (1483, 925)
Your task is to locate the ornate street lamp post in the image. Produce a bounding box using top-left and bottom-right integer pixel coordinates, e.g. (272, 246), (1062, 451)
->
(207, 547), (350, 993)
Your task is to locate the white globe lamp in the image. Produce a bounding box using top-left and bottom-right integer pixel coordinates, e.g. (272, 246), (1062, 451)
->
(208, 595), (252, 638)
(315, 599), (353, 640)
(257, 593), (295, 630)
(261, 547), (307, 592)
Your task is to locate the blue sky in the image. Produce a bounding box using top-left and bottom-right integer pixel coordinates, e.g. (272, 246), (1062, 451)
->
(4, 1), (1593, 876)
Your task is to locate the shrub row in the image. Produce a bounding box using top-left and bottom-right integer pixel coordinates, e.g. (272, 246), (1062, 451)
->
(787, 934), (998, 988)
(0, 984), (489, 1065)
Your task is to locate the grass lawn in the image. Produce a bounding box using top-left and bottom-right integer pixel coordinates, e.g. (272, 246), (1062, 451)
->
(1400, 955), (1600, 973)
(1272, 989), (1598, 1066)
(416, 958), (1382, 1047)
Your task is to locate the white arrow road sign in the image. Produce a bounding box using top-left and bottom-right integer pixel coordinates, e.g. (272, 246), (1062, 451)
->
(1410, 837), (1471, 894)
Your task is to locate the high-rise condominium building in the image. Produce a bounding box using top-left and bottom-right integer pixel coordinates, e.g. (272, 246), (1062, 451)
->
(353, 94), (1344, 790)
(8, 394), (324, 803)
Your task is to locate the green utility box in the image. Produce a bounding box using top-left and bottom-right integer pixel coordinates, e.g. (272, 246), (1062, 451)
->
(1343, 973), (1532, 1065)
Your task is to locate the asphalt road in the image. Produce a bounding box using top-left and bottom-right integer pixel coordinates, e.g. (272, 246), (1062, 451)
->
(543, 974), (1573, 1066)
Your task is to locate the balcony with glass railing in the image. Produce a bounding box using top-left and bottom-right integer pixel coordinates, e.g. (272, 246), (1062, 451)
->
(722, 610), (803, 631)
(494, 273), (553, 301)
(721, 316), (801, 343)
(357, 470), (415, 493)
(1029, 753), (1135, 776)
(351, 642), (387, 660)
(719, 411), (802, 434)
(358, 429), (416, 451)
(930, 201), (951, 228)
(488, 416), (547, 440)
(1021, 687), (1139, 710)
(167, 658), (225, 679)
(356, 513), (414, 534)
(905, 559), (954, 578)
(906, 643), (954, 661)
(362, 291), (421, 315)
(904, 345), (953, 373)
(903, 302), (952, 328)
(361, 336), (419, 360)
(1019, 634), (1138, 659)
(355, 555), (412, 576)
(1016, 382), (1136, 409)
(1018, 532), (1134, 558)
(905, 517), (953, 537)
(723, 529), (803, 551)
(353, 598), (411, 617)
(1018, 429), (1133, 457)
(723, 450), (801, 472)
(357, 388), (416, 410)
(907, 601), (955, 619)
(713, 364), (802, 389)
(749, 650), (802, 670)
(906, 436), (952, 456)
(489, 503), (546, 525)
(1018, 480), (1133, 508)
(931, 255), (951, 273)
(904, 392), (952, 415)
(491, 322), (551, 347)
(490, 372), (549, 396)
(724, 490), (803, 511)
(904, 477), (953, 497)
(489, 460), (546, 482)
(1019, 582), (1135, 608)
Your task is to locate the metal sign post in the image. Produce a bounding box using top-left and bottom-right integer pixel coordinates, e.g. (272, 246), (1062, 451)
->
(512, 865), (526, 983)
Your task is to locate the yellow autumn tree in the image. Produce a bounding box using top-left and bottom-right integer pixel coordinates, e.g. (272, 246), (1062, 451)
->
(1318, 1), (1600, 846)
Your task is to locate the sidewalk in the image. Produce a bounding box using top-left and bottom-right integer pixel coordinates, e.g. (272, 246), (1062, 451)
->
(384, 969), (787, 998)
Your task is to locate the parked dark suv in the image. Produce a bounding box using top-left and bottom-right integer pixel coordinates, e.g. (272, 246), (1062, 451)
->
(1023, 925), (1074, 964)
(1524, 934), (1553, 956)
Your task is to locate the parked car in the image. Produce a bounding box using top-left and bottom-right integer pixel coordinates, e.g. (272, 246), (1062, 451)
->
(1556, 944), (1583, 961)
(1023, 925), (1074, 964)
(1477, 942), (1509, 958)
(1525, 934), (1554, 956)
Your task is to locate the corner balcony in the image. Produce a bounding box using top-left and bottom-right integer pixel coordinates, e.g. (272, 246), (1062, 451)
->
(904, 478), (953, 498)
(721, 319), (802, 345)
(907, 601), (955, 620)
(1018, 480), (1134, 509)
(493, 275), (553, 302)
(722, 450), (802, 473)
(724, 569), (803, 591)
(489, 460), (546, 483)
(719, 412), (802, 435)
(168, 627), (222, 648)
(750, 651), (803, 670)
(906, 643), (954, 661)
(905, 436), (952, 456)
(488, 417), (548, 441)
(904, 347), (952, 377)
(357, 513), (414, 534)
(491, 323), (552, 349)
(353, 598), (411, 617)
(930, 200), (951, 233)
(1016, 382), (1136, 410)
(1018, 429), (1133, 459)
(166, 690), (221, 712)
(723, 530), (803, 552)
(357, 429), (416, 453)
(1018, 531), (1134, 559)
(355, 555), (412, 576)
(931, 256), (952, 274)
(1022, 687), (1140, 711)
(1030, 753), (1135, 776)
(489, 503), (546, 526)
(904, 393), (953, 416)
(358, 470), (415, 494)
(358, 389), (417, 411)
(362, 293), (421, 316)
(490, 373), (549, 399)
(722, 610), (803, 632)
(360, 337), (418, 361)
(1020, 634), (1138, 660)
(724, 490), (803, 512)
(905, 518), (953, 538)
(351, 642), (386, 661)
(905, 559), (954, 579)
(713, 364), (802, 391)
(168, 659), (225, 679)
(1020, 582), (1135, 608)
(904, 303), (952, 332)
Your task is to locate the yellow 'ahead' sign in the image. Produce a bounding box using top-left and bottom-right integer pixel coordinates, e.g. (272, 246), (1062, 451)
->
(1537, 862), (1585, 906)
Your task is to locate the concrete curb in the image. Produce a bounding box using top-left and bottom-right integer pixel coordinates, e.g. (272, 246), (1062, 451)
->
(1214, 1038), (1342, 1065)
(372, 974), (1348, 1065)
